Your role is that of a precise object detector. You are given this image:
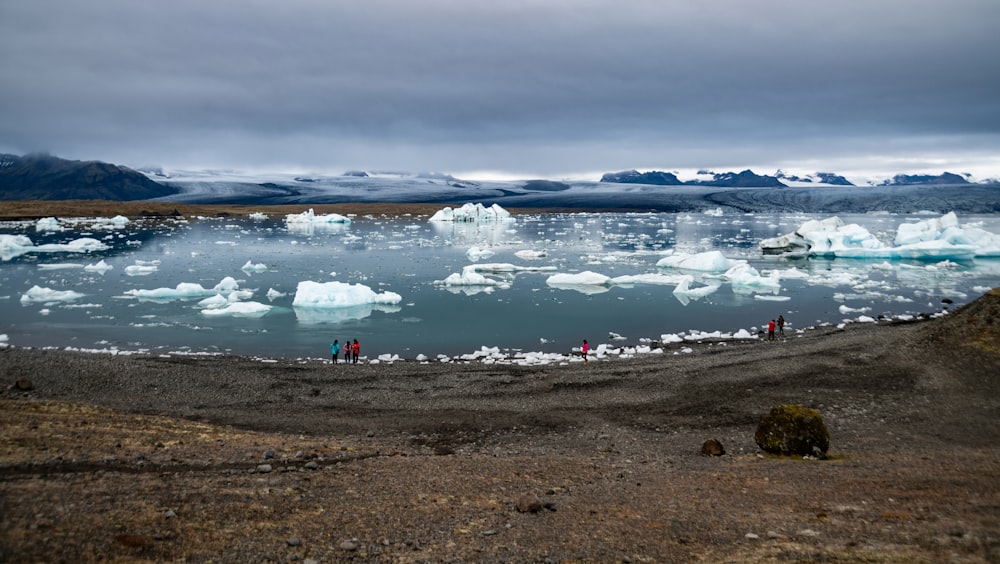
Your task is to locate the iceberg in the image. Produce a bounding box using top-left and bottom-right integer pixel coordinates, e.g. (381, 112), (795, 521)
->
(546, 271), (613, 286)
(200, 301), (272, 317)
(515, 249), (547, 260)
(1, 235), (110, 261)
(285, 208), (351, 225)
(763, 212), (1000, 260)
(292, 280), (402, 308)
(723, 263), (782, 294)
(435, 265), (509, 288)
(241, 259), (268, 272)
(84, 260), (114, 273)
(465, 246), (495, 260)
(20, 285), (85, 304)
(428, 203), (513, 223)
(125, 276), (243, 301)
(36, 217), (64, 232)
(656, 250), (743, 272)
(672, 275), (721, 301)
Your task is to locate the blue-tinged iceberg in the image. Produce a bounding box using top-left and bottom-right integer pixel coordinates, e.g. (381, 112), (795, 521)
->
(760, 212), (998, 260)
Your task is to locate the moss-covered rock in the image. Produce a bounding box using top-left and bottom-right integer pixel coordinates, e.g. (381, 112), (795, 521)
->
(754, 404), (830, 456)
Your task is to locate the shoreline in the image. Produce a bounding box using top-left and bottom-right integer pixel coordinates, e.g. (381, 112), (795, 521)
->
(3, 294), (999, 561)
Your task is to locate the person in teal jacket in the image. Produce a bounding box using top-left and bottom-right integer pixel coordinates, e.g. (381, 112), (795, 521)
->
(330, 340), (341, 363)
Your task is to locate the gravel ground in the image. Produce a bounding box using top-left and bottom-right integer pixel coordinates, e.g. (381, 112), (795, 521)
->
(1, 290), (999, 562)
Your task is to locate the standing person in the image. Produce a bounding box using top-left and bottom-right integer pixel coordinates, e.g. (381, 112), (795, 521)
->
(581, 339), (589, 364)
(777, 315), (785, 338)
(343, 338), (352, 364)
(767, 319), (776, 342)
(330, 340), (341, 363)
(352, 339), (360, 364)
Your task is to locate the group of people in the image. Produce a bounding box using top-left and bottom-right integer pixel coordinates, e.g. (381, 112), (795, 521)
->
(330, 339), (361, 364)
(767, 315), (786, 341)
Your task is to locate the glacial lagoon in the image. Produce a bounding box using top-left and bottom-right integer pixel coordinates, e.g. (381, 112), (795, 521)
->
(2, 209), (998, 362)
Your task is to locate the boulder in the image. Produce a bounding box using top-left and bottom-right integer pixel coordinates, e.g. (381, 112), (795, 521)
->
(754, 404), (830, 456)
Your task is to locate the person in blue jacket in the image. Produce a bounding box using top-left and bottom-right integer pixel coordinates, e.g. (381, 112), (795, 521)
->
(330, 340), (341, 363)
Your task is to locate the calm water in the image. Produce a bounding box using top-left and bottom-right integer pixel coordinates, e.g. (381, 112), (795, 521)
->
(2, 211), (998, 359)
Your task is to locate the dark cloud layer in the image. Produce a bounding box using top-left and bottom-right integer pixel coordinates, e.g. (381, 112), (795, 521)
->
(2, 1), (998, 179)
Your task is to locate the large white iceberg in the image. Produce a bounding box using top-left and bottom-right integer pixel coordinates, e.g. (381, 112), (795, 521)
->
(761, 212), (997, 260)
(292, 280), (402, 308)
(428, 203), (513, 223)
(895, 212), (1000, 257)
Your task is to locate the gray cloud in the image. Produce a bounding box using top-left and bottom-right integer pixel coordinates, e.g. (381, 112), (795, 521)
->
(2, 0), (999, 178)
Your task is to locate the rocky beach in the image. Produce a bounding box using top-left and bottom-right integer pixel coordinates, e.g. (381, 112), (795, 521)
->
(2, 286), (999, 562)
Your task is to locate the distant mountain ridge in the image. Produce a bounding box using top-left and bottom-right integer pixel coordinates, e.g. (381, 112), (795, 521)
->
(600, 169), (785, 187)
(601, 168), (984, 187)
(0, 153), (994, 205)
(0, 153), (177, 201)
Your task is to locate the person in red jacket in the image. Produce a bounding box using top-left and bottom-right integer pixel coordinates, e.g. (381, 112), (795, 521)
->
(767, 319), (776, 342)
(352, 339), (360, 364)
(581, 339), (589, 364)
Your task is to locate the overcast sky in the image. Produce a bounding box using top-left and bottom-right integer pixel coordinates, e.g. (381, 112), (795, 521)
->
(2, 1), (999, 180)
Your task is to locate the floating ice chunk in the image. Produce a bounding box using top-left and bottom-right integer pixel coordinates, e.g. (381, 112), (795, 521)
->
(672, 275), (721, 301)
(285, 208), (351, 224)
(838, 304), (871, 314)
(723, 263), (782, 293)
(84, 260), (114, 273)
(773, 267), (810, 280)
(468, 263), (556, 274)
(38, 263), (84, 270)
(248, 212), (268, 220)
(435, 265), (508, 288)
(200, 301), (272, 317)
(546, 271), (612, 286)
(266, 288), (286, 300)
(125, 276), (242, 301)
(754, 295), (791, 301)
(703, 207), (724, 217)
(198, 294), (230, 309)
(36, 217), (64, 232)
(0, 234), (35, 260)
(515, 249), (547, 260)
(466, 246), (495, 260)
(428, 203), (513, 223)
(125, 264), (158, 276)
(292, 280), (402, 308)
(241, 259), (268, 272)
(612, 273), (689, 286)
(20, 285), (85, 304)
(656, 250), (743, 272)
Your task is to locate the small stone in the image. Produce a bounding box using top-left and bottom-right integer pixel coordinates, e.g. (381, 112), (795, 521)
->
(163, 509), (177, 519)
(797, 528), (820, 537)
(287, 537), (301, 547)
(767, 530), (783, 539)
(14, 378), (33, 391)
(340, 539), (359, 551)
(304, 461), (319, 470)
(701, 438), (725, 456)
(256, 464), (273, 473)
(516, 492), (543, 513)
(263, 450), (275, 460)
(744, 532), (759, 540)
